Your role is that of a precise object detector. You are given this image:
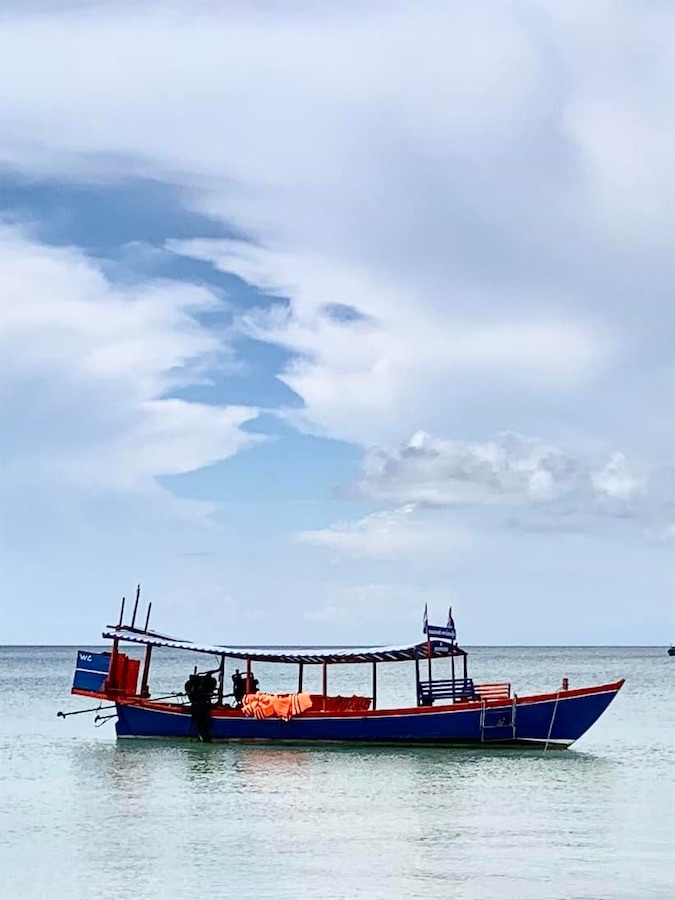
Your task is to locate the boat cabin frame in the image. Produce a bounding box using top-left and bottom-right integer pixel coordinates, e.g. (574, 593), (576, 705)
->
(82, 591), (478, 711)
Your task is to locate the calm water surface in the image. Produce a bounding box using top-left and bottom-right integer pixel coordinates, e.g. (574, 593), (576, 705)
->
(0, 646), (673, 899)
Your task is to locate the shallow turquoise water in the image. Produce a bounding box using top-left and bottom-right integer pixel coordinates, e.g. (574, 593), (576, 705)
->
(0, 646), (673, 899)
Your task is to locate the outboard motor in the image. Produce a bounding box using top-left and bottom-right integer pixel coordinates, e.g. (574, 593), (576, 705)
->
(185, 669), (218, 742)
(231, 669), (259, 705)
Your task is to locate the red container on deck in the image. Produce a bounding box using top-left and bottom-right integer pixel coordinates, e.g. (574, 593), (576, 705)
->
(106, 652), (140, 697)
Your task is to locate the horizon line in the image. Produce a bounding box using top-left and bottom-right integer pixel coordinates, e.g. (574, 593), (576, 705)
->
(0, 642), (670, 650)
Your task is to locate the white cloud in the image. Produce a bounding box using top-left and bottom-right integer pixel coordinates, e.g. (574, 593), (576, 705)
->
(355, 430), (656, 523)
(294, 431), (659, 563)
(296, 504), (471, 561)
(170, 240), (610, 445)
(0, 1), (671, 452)
(358, 431), (579, 506)
(591, 451), (644, 502)
(551, 0), (675, 242)
(56, 398), (263, 492)
(0, 224), (262, 494)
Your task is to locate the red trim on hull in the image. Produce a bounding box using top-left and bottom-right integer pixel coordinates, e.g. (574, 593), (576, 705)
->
(514, 679), (625, 707)
(71, 688), (109, 700)
(116, 679), (624, 720)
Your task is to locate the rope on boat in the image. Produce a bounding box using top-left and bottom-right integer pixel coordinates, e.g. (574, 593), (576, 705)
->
(57, 691), (186, 721)
(145, 691), (186, 703)
(57, 702), (116, 718)
(543, 689), (562, 753)
(91, 691), (187, 726)
(94, 713), (117, 727)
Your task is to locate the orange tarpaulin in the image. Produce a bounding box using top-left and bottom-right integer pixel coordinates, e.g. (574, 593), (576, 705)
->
(241, 692), (313, 721)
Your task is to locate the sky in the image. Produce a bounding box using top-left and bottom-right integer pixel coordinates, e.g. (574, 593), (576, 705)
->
(0, 0), (673, 646)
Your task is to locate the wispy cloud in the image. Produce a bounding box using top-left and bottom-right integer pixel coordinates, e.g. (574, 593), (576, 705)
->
(1, 1), (671, 452)
(297, 504), (472, 561)
(0, 223), (263, 496)
(170, 240), (612, 446)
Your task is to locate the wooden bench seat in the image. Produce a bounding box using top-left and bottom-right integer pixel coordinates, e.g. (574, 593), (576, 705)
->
(474, 682), (511, 701)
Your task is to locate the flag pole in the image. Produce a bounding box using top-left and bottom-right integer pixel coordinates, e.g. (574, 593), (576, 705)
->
(425, 606), (432, 685)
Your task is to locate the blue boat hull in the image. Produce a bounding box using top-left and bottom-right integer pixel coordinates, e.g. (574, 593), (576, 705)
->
(114, 681), (623, 748)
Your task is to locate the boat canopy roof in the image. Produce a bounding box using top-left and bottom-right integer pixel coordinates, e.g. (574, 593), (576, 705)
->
(103, 626), (467, 664)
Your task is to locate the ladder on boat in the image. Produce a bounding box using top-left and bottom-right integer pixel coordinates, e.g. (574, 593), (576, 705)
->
(479, 695), (517, 742)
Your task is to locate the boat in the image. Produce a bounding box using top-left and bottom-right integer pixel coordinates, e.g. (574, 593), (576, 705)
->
(668, 646), (675, 657)
(61, 589), (624, 749)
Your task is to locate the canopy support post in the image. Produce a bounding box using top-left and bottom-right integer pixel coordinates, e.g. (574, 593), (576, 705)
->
(107, 638), (120, 693)
(140, 644), (152, 698)
(415, 653), (421, 706)
(217, 654), (225, 706)
(451, 653), (456, 702)
(245, 658), (252, 695)
(298, 662), (304, 692)
(372, 662), (377, 710)
(322, 662), (328, 711)
(463, 654), (468, 681)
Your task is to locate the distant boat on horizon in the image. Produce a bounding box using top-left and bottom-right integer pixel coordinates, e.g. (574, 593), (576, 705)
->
(668, 646), (675, 657)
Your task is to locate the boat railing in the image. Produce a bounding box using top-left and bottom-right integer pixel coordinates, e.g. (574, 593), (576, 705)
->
(474, 683), (511, 701)
(417, 677), (478, 705)
(417, 679), (512, 706)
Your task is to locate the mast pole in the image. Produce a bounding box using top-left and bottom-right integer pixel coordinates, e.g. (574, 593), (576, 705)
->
(130, 584), (140, 629)
(425, 609), (433, 685)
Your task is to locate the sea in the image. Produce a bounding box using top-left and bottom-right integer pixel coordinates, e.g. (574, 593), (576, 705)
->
(0, 646), (673, 900)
